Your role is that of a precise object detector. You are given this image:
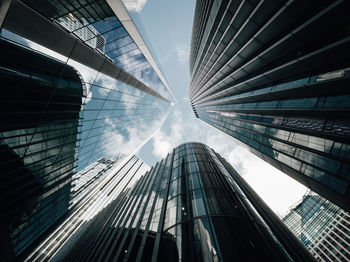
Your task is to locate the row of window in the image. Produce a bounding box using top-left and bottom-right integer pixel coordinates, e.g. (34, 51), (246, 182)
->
(204, 115), (348, 194)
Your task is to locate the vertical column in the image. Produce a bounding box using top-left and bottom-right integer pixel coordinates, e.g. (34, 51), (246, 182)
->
(219, 153), (316, 262)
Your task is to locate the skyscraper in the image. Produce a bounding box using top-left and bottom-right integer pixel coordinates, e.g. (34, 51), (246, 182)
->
(24, 155), (148, 261)
(49, 143), (315, 262)
(0, 0), (174, 259)
(0, 38), (84, 260)
(188, 0), (350, 211)
(283, 191), (350, 262)
(1, 0), (175, 171)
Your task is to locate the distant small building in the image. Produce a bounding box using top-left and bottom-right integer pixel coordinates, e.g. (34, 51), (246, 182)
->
(58, 16), (106, 53)
(283, 191), (350, 261)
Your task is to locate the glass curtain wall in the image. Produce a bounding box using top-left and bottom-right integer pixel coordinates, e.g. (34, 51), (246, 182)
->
(188, 0), (350, 211)
(283, 192), (350, 262)
(2, 0), (174, 172)
(25, 155), (148, 261)
(0, 0), (174, 259)
(50, 143), (315, 262)
(0, 38), (84, 260)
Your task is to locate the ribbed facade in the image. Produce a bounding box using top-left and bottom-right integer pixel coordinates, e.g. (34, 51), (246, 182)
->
(283, 192), (350, 262)
(188, 0), (350, 211)
(0, 0), (174, 259)
(50, 143), (315, 262)
(24, 155), (148, 262)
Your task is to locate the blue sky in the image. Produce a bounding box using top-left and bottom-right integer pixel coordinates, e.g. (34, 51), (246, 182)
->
(134, 0), (308, 217)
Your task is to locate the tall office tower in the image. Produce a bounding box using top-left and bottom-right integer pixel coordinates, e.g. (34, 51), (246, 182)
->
(1, 0), (175, 171)
(69, 157), (126, 207)
(0, 38), (84, 260)
(188, 0), (350, 211)
(0, 0), (174, 259)
(283, 192), (350, 262)
(50, 143), (315, 262)
(25, 155), (148, 261)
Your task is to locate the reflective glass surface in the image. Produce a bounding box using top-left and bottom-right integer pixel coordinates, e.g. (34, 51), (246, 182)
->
(21, 0), (174, 103)
(0, 0), (173, 258)
(283, 192), (350, 261)
(48, 143), (298, 261)
(0, 38), (83, 258)
(188, 0), (350, 211)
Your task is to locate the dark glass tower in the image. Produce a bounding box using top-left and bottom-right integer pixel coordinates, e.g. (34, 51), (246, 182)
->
(188, 0), (350, 211)
(0, 0), (174, 259)
(0, 38), (83, 260)
(49, 143), (315, 262)
(1, 0), (175, 172)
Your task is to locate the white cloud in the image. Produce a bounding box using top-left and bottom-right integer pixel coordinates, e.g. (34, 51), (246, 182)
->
(240, 154), (307, 217)
(182, 96), (190, 102)
(102, 105), (168, 160)
(176, 43), (189, 64)
(206, 134), (251, 173)
(147, 42), (189, 67)
(160, 51), (174, 65)
(152, 109), (185, 158)
(151, 107), (238, 159)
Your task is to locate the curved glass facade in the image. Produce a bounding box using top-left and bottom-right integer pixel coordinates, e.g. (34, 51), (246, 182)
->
(160, 143), (291, 261)
(51, 143), (315, 262)
(188, 0), (350, 211)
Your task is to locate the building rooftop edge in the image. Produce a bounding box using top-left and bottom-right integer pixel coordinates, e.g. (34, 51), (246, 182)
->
(106, 0), (175, 101)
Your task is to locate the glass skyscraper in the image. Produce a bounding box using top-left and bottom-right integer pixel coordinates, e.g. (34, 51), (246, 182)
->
(0, 0), (174, 259)
(0, 38), (84, 260)
(283, 192), (350, 262)
(188, 0), (350, 211)
(2, 0), (175, 170)
(48, 143), (315, 262)
(25, 155), (148, 261)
